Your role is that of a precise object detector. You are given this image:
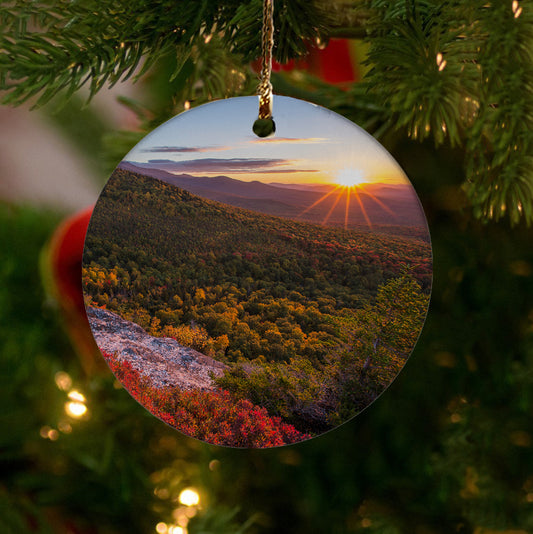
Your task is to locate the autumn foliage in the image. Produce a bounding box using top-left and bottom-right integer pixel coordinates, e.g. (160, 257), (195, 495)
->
(85, 169), (431, 438)
(103, 351), (310, 448)
(83, 169), (431, 366)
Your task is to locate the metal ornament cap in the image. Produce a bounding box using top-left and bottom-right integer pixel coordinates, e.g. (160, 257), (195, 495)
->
(253, 117), (276, 137)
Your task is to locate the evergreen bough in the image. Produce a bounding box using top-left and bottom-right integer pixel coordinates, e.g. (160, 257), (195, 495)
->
(1, 0), (532, 225)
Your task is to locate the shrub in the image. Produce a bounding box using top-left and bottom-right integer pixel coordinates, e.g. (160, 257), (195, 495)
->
(103, 352), (310, 448)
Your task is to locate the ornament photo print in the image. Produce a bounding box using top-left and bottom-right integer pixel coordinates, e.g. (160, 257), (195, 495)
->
(83, 96), (432, 448)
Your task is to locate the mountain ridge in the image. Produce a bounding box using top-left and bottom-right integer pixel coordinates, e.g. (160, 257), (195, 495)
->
(119, 161), (427, 230)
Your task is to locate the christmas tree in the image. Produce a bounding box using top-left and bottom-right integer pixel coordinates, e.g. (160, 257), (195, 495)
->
(1, 1), (533, 533)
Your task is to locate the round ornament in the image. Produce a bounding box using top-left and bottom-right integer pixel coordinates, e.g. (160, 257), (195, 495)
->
(83, 96), (432, 448)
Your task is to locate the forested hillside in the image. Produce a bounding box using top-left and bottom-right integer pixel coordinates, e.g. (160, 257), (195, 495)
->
(83, 168), (432, 433)
(119, 161), (429, 234)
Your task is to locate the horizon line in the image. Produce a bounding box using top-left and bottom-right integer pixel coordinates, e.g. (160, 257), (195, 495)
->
(119, 160), (408, 188)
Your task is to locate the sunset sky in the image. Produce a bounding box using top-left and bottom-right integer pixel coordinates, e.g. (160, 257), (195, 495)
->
(125, 96), (408, 186)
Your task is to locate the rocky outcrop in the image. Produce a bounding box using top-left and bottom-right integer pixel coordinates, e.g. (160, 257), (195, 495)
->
(86, 306), (227, 391)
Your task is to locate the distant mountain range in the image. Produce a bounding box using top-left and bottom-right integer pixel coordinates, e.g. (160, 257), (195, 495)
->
(119, 161), (427, 230)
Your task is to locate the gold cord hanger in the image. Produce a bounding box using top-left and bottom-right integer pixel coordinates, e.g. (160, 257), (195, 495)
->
(253, 0), (276, 137)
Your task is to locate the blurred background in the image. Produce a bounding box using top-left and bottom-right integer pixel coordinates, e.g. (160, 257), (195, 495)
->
(1, 2), (533, 533)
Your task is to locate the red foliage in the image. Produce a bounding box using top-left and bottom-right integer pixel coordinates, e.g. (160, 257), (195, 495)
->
(103, 352), (310, 448)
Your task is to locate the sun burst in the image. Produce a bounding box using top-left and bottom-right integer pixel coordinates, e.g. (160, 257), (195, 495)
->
(297, 167), (397, 230)
(335, 167), (366, 188)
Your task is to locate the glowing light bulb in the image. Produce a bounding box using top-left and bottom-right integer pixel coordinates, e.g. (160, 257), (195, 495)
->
(178, 488), (200, 507)
(68, 390), (86, 402)
(436, 52), (447, 71)
(65, 401), (87, 418)
(512, 1), (523, 18)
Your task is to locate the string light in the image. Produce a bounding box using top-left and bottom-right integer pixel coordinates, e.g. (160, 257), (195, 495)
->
(54, 371), (72, 391)
(315, 37), (327, 50)
(154, 523), (186, 534)
(512, 0), (523, 18)
(436, 52), (447, 71)
(68, 390), (86, 402)
(39, 426), (51, 438)
(58, 420), (73, 434)
(178, 488), (200, 507)
(40, 426), (60, 440)
(63, 388), (88, 418)
(65, 401), (87, 418)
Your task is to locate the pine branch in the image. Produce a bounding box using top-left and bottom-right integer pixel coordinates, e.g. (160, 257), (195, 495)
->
(325, 0), (372, 38)
(0, 0), (335, 107)
(362, 0), (533, 226)
(364, 1), (482, 146)
(0, 0), (215, 106)
(461, 1), (533, 225)
(1, 0), (532, 225)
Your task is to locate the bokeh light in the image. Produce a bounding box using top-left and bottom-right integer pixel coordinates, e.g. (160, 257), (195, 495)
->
(68, 389), (86, 402)
(178, 488), (200, 507)
(65, 401), (87, 418)
(54, 371), (72, 391)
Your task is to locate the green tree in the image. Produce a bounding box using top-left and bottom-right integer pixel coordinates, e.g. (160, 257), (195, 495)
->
(352, 269), (430, 374)
(327, 270), (430, 424)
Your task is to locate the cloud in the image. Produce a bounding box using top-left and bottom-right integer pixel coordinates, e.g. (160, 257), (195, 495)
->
(129, 158), (318, 175)
(142, 138), (328, 153)
(248, 168), (319, 174)
(140, 145), (230, 153)
(248, 137), (328, 145)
